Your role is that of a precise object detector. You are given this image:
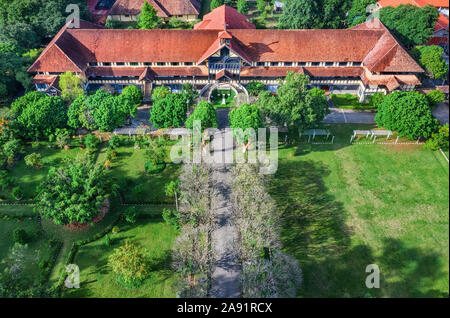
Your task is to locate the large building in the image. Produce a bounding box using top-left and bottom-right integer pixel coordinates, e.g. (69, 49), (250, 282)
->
(107, 0), (201, 23)
(28, 5), (424, 102)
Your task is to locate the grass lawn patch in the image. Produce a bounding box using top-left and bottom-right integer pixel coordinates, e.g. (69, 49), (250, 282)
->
(63, 216), (178, 298)
(269, 124), (449, 297)
(331, 94), (376, 110)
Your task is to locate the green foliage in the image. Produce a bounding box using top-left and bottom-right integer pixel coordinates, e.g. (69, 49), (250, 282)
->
(246, 81), (266, 96)
(425, 124), (449, 151)
(24, 152), (43, 169)
(12, 229), (27, 244)
(108, 135), (121, 149)
(229, 103), (264, 143)
(12, 186), (22, 200)
(138, 2), (162, 29)
(35, 155), (113, 225)
(151, 85), (170, 102)
(257, 0), (267, 12)
(149, 93), (189, 128)
(210, 0), (223, 11)
(121, 85), (143, 107)
(12, 92), (67, 139)
(426, 90), (446, 108)
(162, 208), (179, 229)
(279, 0), (321, 29)
(237, 0), (249, 14)
(67, 95), (86, 130)
(2, 139), (20, 162)
(54, 128), (71, 149)
(346, 0), (376, 26)
(104, 234), (111, 247)
(84, 134), (100, 151)
(108, 241), (149, 287)
(59, 72), (84, 103)
(124, 207), (137, 224)
(185, 101), (218, 129)
(375, 91), (439, 140)
(411, 45), (448, 80)
(369, 92), (385, 108)
(379, 4), (439, 48)
(257, 72), (329, 132)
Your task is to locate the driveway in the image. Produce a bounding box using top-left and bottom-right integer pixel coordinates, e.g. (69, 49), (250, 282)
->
(432, 102), (449, 125)
(323, 107), (376, 124)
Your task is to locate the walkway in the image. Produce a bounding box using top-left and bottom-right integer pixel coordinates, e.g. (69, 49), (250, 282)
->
(323, 107), (376, 124)
(432, 102), (449, 125)
(210, 121), (241, 298)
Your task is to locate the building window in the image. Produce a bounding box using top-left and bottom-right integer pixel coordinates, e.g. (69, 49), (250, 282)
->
(325, 62), (334, 67)
(298, 62), (306, 66)
(339, 62), (347, 67)
(144, 62), (152, 66)
(89, 62), (97, 66)
(171, 62), (179, 66)
(257, 62), (265, 66)
(184, 62), (193, 66)
(36, 84), (47, 90)
(311, 62), (320, 66)
(353, 62), (362, 66)
(270, 62), (279, 66)
(284, 62), (293, 66)
(103, 62), (111, 66)
(157, 62), (165, 66)
(130, 62), (139, 66)
(116, 62), (125, 66)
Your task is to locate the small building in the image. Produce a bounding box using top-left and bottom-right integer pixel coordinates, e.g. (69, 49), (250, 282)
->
(274, 1), (284, 13)
(107, 0), (201, 23)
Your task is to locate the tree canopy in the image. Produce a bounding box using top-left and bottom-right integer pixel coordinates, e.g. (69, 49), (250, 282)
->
(150, 93), (189, 128)
(237, 0), (249, 15)
(375, 91), (439, 139)
(35, 155), (113, 225)
(210, 0), (223, 11)
(257, 72), (329, 132)
(59, 71), (84, 103)
(138, 1), (162, 29)
(185, 101), (218, 130)
(411, 45), (448, 80)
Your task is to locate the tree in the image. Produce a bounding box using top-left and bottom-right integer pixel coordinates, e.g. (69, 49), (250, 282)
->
(151, 85), (170, 102)
(426, 90), (446, 108)
(2, 139), (21, 163)
(246, 81), (266, 96)
(12, 92), (67, 139)
(379, 4), (439, 48)
(425, 124), (449, 151)
(150, 93), (189, 128)
(369, 92), (385, 108)
(108, 241), (149, 287)
(410, 45), (448, 80)
(375, 91), (439, 139)
(138, 1), (162, 29)
(59, 72), (84, 103)
(229, 103), (264, 133)
(35, 155), (114, 225)
(24, 152), (43, 169)
(346, 0), (376, 26)
(279, 0), (321, 29)
(185, 101), (218, 129)
(67, 95), (86, 130)
(257, 0), (267, 12)
(121, 85), (143, 107)
(237, 0), (249, 15)
(54, 128), (71, 148)
(257, 71), (329, 133)
(210, 0), (223, 11)
(165, 180), (180, 211)
(0, 43), (32, 101)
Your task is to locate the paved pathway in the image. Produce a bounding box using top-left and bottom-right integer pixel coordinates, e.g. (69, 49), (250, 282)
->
(210, 120), (241, 298)
(432, 102), (449, 124)
(323, 107), (376, 124)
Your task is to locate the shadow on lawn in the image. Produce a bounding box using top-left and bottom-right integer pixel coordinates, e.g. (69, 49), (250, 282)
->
(269, 158), (447, 298)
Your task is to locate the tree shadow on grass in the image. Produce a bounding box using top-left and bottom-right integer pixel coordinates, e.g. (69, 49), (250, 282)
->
(268, 158), (448, 297)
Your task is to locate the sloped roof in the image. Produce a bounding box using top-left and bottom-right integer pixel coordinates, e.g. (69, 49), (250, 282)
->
(109, 0), (201, 17)
(194, 5), (255, 30)
(378, 0), (449, 8)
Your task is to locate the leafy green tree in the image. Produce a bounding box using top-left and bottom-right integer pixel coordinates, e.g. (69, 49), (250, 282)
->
(257, 0), (267, 12)
(67, 95), (86, 130)
(257, 72), (329, 133)
(279, 0), (321, 29)
(0, 43), (32, 101)
(12, 92), (67, 139)
(369, 92), (385, 108)
(411, 45), (448, 80)
(124, 207), (137, 224)
(121, 85), (143, 107)
(229, 103), (264, 143)
(12, 229), (27, 244)
(24, 152), (43, 169)
(138, 1), (162, 29)
(59, 72), (84, 103)
(379, 4), (439, 48)
(165, 180), (180, 211)
(2, 139), (21, 163)
(237, 0), (249, 14)
(425, 124), (449, 151)
(146, 138), (167, 166)
(150, 93), (189, 128)
(346, 0), (376, 26)
(246, 81), (266, 96)
(54, 128), (71, 148)
(426, 90), (446, 107)
(35, 155), (114, 225)
(185, 101), (218, 129)
(375, 91), (439, 139)
(108, 241), (149, 287)
(320, 0), (350, 29)
(151, 85), (170, 101)
(210, 0), (223, 11)
(108, 135), (121, 149)
(84, 134), (100, 152)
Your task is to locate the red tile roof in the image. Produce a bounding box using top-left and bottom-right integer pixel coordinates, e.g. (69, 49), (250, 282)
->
(194, 5), (255, 30)
(109, 0), (201, 18)
(378, 0), (449, 8)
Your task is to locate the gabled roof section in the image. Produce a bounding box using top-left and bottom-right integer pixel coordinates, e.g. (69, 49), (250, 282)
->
(378, 0), (449, 8)
(196, 33), (252, 64)
(194, 5), (255, 30)
(109, 0), (201, 17)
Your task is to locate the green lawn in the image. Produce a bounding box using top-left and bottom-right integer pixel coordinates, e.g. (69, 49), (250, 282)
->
(269, 124), (449, 297)
(63, 217), (178, 298)
(330, 94), (376, 110)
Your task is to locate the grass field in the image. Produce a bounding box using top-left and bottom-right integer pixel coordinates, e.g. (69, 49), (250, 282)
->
(63, 217), (178, 298)
(330, 94), (376, 110)
(269, 124), (449, 297)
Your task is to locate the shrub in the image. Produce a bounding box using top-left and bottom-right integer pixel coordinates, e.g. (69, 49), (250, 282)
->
(246, 81), (266, 96)
(84, 134), (100, 152)
(12, 186), (23, 200)
(55, 128), (71, 149)
(124, 207), (137, 224)
(162, 208), (179, 229)
(144, 161), (166, 174)
(13, 229), (27, 244)
(369, 92), (385, 107)
(185, 101), (218, 129)
(108, 135), (121, 149)
(425, 124), (449, 151)
(426, 90), (446, 108)
(104, 234), (111, 247)
(121, 85), (143, 107)
(24, 152), (43, 169)
(3, 139), (21, 163)
(112, 226), (120, 234)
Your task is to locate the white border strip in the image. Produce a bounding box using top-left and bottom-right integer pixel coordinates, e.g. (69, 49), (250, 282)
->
(439, 148), (449, 163)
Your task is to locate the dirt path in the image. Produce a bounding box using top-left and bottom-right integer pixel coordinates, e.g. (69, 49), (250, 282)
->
(210, 128), (241, 298)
